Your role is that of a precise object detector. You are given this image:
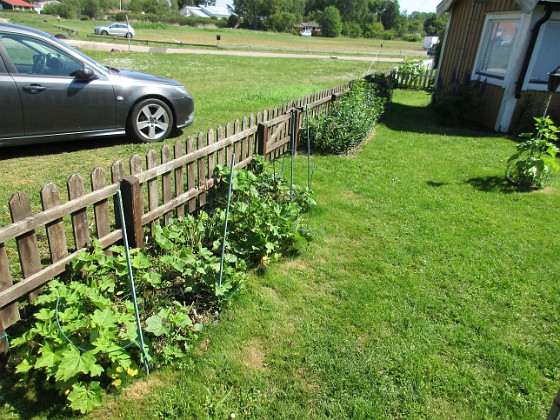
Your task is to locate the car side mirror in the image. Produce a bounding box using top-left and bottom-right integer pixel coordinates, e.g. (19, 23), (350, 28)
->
(74, 66), (97, 81)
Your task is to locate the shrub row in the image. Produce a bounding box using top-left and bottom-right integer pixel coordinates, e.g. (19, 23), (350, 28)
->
(305, 75), (392, 154)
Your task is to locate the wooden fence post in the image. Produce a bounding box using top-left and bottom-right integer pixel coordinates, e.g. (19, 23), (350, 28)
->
(120, 176), (144, 249)
(292, 108), (301, 149)
(257, 122), (269, 158)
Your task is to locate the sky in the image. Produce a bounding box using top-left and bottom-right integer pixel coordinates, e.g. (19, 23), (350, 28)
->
(399, 0), (441, 13)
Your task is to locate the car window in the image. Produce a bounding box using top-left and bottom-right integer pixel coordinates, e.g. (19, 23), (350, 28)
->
(0, 34), (83, 77)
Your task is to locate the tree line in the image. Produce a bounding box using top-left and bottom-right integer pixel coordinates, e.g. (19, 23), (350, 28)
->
(42, 0), (447, 41)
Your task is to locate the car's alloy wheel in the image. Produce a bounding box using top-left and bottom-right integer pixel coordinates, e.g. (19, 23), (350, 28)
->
(101, 30), (108, 35)
(128, 98), (174, 143)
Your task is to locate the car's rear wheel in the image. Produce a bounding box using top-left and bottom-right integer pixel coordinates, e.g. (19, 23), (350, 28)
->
(127, 98), (174, 143)
(126, 32), (133, 38)
(101, 30), (108, 35)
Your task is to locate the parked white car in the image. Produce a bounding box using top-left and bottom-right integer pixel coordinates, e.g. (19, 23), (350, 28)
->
(300, 29), (312, 37)
(94, 22), (135, 38)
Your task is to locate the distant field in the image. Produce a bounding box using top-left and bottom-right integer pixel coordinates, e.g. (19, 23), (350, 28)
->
(0, 10), (425, 57)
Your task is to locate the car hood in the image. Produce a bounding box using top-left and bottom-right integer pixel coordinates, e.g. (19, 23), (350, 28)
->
(110, 69), (181, 87)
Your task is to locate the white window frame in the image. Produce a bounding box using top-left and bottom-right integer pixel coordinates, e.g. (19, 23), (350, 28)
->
(523, 12), (560, 92)
(472, 12), (524, 88)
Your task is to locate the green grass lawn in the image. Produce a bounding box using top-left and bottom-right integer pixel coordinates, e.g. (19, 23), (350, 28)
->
(48, 90), (553, 418)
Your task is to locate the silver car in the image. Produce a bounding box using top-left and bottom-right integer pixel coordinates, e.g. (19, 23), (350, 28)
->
(94, 22), (135, 38)
(0, 23), (194, 147)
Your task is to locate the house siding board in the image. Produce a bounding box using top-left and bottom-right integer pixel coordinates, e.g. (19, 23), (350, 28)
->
(511, 90), (560, 133)
(438, 0), (522, 130)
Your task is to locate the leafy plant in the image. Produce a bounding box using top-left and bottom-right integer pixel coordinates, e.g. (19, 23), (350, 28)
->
(7, 161), (314, 414)
(210, 157), (315, 267)
(505, 116), (560, 189)
(10, 266), (141, 414)
(394, 58), (426, 87)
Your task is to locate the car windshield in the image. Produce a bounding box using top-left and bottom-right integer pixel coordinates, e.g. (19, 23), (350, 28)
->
(49, 34), (110, 72)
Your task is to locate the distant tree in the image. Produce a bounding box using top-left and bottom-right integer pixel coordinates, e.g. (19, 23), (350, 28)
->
(335, 0), (367, 23)
(342, 21), (362, 38)
(423, 12), (447, 35)
(318, 5), (342, 37)
(233, 0), (268, 29)
(233, 0), (304, 30)
(362, 21), (384, 38)
(266, 11), (297, 32)
(380, 0), (404, 31)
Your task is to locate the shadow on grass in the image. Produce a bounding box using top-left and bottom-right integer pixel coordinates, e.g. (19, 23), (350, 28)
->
(382, 97), (494, 138)
(465, 176), (528, 194)
(0, 360), (69, 418)
(0, 129), (185, 161)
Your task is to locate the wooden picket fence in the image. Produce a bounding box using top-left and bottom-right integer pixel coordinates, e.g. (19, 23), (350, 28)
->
(392, 68), (436, 91)
(0, 82), (350, 352)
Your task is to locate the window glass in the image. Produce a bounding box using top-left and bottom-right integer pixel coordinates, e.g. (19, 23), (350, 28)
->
(476, 19), (520, 80)
(0, 34), (83, 76)
(529, 20), (560, 84)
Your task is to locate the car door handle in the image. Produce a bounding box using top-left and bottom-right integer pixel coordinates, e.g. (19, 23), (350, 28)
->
(23, 84), (47, 93)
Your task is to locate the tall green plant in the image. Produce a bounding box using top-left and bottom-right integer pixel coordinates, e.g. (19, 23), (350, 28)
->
(505, 116), (560, 189)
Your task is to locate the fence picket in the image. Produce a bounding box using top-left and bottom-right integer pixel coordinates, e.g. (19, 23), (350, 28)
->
(197, 132), (207, 208)
(67, 174), (90, 251)
(186, 136), (197, 214)
(146, 150), (159, 233)
(91, 168), (111, 242)
(0, 244), (19, 352)
(41, 183), (68, 263)
(161, 145), (172, 225)
(174, 141), (185, 218)
(9, 192), (42, 302)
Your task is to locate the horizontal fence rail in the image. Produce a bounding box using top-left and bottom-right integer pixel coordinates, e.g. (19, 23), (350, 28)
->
(0, 81), (352, 352)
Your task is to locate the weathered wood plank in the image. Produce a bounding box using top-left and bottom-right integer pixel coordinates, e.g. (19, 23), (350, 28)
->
(41, 183), (68, 264)
(146, 150), (159, 230)
(91, 168), (111, 242)
(174, 141), (185, 218)
(234, 120), (241, 162)
(67, 174), (90, 250)
(135, 126), (257, 183)
(10, 192), (42, 303)
(161, 145), (172, 225)
(186, 136), (197, 214)
(217, 125), (225, 166)
(120, 176), (144, 248)
(197, 132), (207, 208)
(0, 183), (119, 244)
(0, 244), (20, 351)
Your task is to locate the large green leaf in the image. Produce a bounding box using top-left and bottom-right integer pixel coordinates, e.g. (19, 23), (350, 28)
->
(55, 347), (98, 382)
(35, 342), (61, 370)
(67, 381), (103, 414)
